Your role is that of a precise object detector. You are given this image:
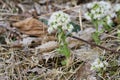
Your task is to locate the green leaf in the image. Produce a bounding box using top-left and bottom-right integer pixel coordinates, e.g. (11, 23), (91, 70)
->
(39, 19), (48, 25)
(70, 22), (80, 32)
(92, 31), (101, 45)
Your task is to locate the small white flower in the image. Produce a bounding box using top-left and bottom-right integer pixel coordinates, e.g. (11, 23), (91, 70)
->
(99, 62), (104, 68)
(114, 4), (120, 12)
(48, 27), (54, 34)
(62, 25), (67, 30)
(110, 11), (116, 18)
(87, 2), (94, 9)
(68, 24), (74, 32)
(84, 12), (91, 20)
(99, 1), (111, 10)
(106, 16), (113, 26)
(93, 14), (101, 20)
(91, 9), (96, 14)
(103, 61), (108, 66)
(52, 24), (58, 29)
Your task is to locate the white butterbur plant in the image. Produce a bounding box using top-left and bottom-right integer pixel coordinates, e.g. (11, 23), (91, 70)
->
(48, 11), (73, 66)
(84, 1), (114, 44)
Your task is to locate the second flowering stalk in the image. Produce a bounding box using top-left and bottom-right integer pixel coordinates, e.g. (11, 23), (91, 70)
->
(84, 1), (114, 44)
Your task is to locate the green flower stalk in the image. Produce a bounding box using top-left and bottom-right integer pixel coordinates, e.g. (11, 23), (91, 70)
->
(84, 1), (114, 44)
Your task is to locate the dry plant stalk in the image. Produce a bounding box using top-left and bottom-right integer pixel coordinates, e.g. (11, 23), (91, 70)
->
(79, 8), (83, 31)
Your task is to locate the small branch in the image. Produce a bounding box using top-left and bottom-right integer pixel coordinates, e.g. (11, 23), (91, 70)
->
(71, 36), (120, 54)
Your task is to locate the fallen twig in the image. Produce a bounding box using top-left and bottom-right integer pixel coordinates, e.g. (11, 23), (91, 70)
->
(71, 36), (120, 54)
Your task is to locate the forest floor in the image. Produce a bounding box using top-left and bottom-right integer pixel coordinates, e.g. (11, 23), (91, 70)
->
(0, 0), (120, 80)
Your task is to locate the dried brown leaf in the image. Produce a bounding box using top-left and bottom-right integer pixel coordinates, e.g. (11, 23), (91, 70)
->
(12, 17), (48, 37)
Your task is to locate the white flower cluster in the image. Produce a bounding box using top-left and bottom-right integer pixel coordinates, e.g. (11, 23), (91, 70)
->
(84, 1), (115, 25)
(91, 58), (108, 71)
(48, 11), (73, 33)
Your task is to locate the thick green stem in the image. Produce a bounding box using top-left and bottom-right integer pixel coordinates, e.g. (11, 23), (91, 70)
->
(92, 20), (101, 44)
(57, 27), (71, 65)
